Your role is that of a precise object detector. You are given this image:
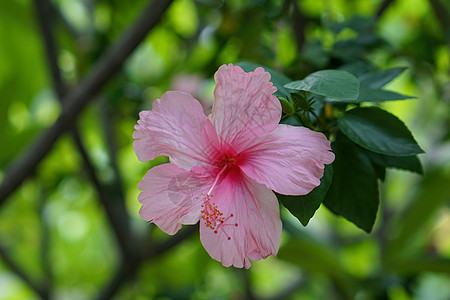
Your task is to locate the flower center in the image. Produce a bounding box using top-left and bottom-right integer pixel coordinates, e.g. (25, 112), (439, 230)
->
(218, 154), (238, 171)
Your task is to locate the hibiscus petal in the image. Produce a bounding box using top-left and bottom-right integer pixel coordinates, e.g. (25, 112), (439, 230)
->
(210, 64), (282, 154)
(133, 91), (220, 170)
(138, 163), (215, 235)
(199, 169), (282, 269)
(238, 124), (335, 195)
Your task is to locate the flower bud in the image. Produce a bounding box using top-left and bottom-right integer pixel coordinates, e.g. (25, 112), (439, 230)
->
(278, 97), (295, 116)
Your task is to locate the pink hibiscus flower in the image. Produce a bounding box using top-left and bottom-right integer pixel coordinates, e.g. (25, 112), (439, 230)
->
(133, 64), (335, 268)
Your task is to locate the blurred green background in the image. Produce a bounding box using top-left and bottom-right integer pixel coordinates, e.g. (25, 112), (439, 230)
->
(0, 0), (449, 299)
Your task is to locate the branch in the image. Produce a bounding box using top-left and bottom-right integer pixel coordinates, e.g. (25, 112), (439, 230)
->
(0, 0), (173, 206)
(47, 0), (80, 38)
(97, 225), (197, 300)
(97, 99), (135, 250)
(236, 268), (256, 300)
(72, 129), (133, 254)
(34, 0), (133, 256)
(291, 0), (307, 51)
(96, 256), (140, 300)
(142, 224), (197, 259)
(0, 245), (50, 299)
(38, 187), (53, 298)
(376, 0), (395, 20)
(34, 0), (66, 98)
(428, 0), (450, 43)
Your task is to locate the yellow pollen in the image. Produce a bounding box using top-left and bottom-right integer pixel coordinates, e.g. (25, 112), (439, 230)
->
(199, 161), (239, 240)
(200, 194), (237, 241)
(200, 195), (224, 230)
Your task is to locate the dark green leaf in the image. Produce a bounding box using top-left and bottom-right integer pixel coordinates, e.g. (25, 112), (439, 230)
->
(237, 61), (296, 100)
(365, 150), (423, 175)
(329, 16), (374, 35)
(326, 88), (414, 103)
(284, 70), (360, 101)
(332, 43), (366, 62)
(339, 61), (373, 78)
(357, 88), (414, 102)
(372, 162), (387, 181)
(324, 134), (379, 233)
(280, 114), (302, 126)
(302, 40), (329, 67)
(278, 165), (333, 226)
(291, 93), (310, 111)
(359, 67), (407, 89)
(338, 107), (424, 156)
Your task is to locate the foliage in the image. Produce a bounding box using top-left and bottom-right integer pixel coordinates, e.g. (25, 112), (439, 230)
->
(0, 0), (450, 299)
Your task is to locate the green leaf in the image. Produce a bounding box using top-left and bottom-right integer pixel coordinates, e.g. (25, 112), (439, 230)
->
(359, 67), (407, 89)
(278, 165), (333, 226)
(324, 134), (379, 233)
(357, 88), (414, 102)
(302, 40), (329, 67)
(332, 43), (366, 62)
(291, 93), (311, 111)
(339, 61), (373, 78)
(338, 107), (424, 156)
(326, 88), (414, 103)
(280, 114), (302, 126)
(284, 70), (360, 101)
(365, 150), (423, 175)
(237, 61), (296, 100)
(329, 16), (375, 34)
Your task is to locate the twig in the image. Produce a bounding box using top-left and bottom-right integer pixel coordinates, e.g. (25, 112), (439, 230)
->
(0, 245), (50, 300)
(0, 0), (173, 207)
